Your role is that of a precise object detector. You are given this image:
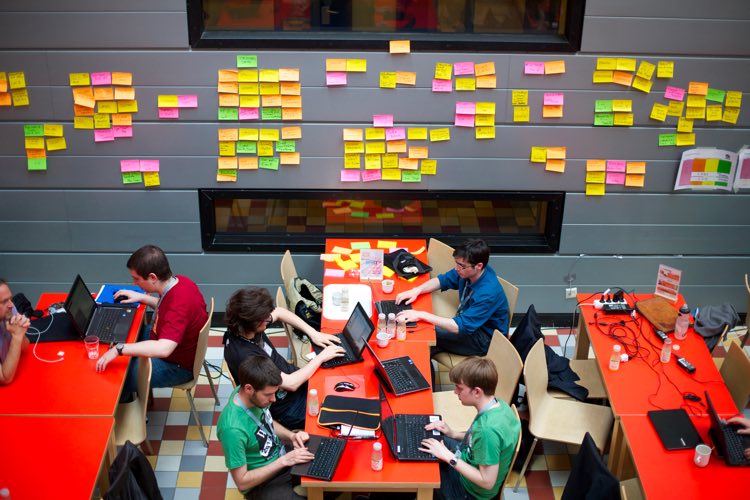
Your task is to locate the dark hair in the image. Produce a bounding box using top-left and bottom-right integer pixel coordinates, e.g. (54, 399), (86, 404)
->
(126, 245), (172, 281)
(453, 239), (490, 267)
(449, 356), (498, 397)
(225, 287), (275, 336)
(237, 355), (282, 390)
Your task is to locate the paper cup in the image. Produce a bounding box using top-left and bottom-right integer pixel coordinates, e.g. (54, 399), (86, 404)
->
(376, 332), (390, 348)
(381, 280), (395, 294)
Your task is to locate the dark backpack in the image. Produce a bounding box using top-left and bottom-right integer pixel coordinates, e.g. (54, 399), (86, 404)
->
(288, 277), (323, 339)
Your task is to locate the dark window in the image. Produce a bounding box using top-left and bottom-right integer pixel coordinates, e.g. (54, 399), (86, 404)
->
(188, 0), (585, 51)
(199, 189), (564, 253)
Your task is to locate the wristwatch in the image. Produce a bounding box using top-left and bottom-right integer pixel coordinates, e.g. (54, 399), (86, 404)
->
(449, 457), (458, 467)
(115, 343), (125, 356)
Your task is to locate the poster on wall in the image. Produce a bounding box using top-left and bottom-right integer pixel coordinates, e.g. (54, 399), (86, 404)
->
(733, 145), (750, 191)
(673, 148), (737, 191)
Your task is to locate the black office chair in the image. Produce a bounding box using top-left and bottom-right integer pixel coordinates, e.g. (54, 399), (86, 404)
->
(561, 432), (620, 500)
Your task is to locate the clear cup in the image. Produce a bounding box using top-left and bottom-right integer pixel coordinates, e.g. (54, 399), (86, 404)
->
(694, 444), (711, 467)
(84, 335), (100, 360)
(376, 332), (390, 348)
(381, 279), (394, 294)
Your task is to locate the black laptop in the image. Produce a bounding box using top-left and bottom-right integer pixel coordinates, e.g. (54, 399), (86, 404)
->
(363, 341), (430, 396)
(647, 408), (702, 451)
(290, 434), (346, 481)
(65, 274), (137, 344)
(379, 385), (441, 461)
(375, 300), (416, 327)
(705, 391), (750, 466)
(313, 302), (375, 368)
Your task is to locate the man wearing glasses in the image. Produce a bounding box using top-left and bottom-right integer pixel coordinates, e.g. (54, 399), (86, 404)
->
(396, 239), (508, 357)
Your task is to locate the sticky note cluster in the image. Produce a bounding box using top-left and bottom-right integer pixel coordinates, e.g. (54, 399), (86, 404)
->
(543, 92), (564, 119)
(120, 159), (160, 187)
(379, 70), (416, 89)
(326, 58), (367, 86)
(585, 159), (646, 195)
(69, 71), (136, 142)
(217, 55), (301, 122)
(432, 61), (496, 93)
(524, 60), (565, 75)
(321, 201), (420, 228)
(511, 90), (529, 122)
(23, 123), (66, 171)
(215, 126), (302, 182)
(592, 57), (667, 92)
(530, 146), (566, 173)
(593, 99), (633, 127)
(454, 102), (496, 139)
(1, 71), (29, 107)
(156, 94), (198, 119)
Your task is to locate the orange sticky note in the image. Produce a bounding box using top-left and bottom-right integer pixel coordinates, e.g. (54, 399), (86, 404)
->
(625, 174), (645, 187)
(281, 126), (301, 140)
(111, 72), (133, 86)
(544, 60), (566, 74)
(280, 82), (301, 95)
(262, 94), (282, 107)
(408, 146), (429, 159)
(476, 75), (496, 88)
(343, 128), (363, 141)
(612, 71), (633, 87)
(218, 69), (239, 83)
(586, 159), (606, 171)
(238, 157), (258, 170)
(395, 71), (416, 85)
(688, 81), (709, 95)
(626, 161), (646, 174)
(543, 105), (563, 118)
(114, 87), (135, 100)
(218, 128), (239, 141)
(217, 157), (238, 169)
(219, 94), (240, 107)
(278, 68), (300, 82)
(280, 152), (300, 165)
(326, 59), (347, 72)
(281, 95), (302, 108)
(475, 62), (496, 76)
(545, 159), (566, 173)
(546, 147), (566, 160)
(389, 40), (410, 54)
(93, 87), (114, 101)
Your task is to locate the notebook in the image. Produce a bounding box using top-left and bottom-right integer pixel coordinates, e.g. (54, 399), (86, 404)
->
(64, 275), (137, 344)
(379, 385), (441, 461)
(363, 341), (430, 396)
(313, 302), (374, 368)
(705, 391), (750, 466)
(647, 408), (702, 450)
(290, 435), (346, 481)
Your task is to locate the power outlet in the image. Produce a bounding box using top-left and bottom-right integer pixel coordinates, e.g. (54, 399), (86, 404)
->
(565, 287), (578, 300)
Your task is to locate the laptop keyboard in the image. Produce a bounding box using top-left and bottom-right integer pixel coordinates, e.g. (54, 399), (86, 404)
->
(320, 335), (356, 368)
(721, 423), (750, 465)
(375, 301), (416, 327)
(398, 415), (434, 460)
(305, 437), (346, 480)
(383, 360), (419, 393)
(90, 308), (126, 343)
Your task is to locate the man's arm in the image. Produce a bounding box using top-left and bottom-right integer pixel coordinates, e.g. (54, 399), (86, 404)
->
(395, 277), (441, 305)
(0, 315), (30, 385)
(229, 446), (314, 492)
(113, 289), (158, 308)
(95, 338), (178, 373)
(278, 343), (344, 391)
(419, 438), (499, 490)
(273, 307), (340, 347)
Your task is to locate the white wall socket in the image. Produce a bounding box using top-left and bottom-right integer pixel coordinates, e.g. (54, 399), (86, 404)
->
(565, 287), (578, 299)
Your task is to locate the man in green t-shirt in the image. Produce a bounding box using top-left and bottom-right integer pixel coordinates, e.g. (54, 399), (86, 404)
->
(217, 355), (314, 499)
(420, 357), (520, 500)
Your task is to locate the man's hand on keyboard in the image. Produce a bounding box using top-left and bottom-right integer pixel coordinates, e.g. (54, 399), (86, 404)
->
(727, 416), (750, 459)
(395, 288), (420, 306)
(396, 309), (425, 324)
(280, 447), (315, 467)
(309, 331), (341, 347)
(419, 438), (452, 462)
(290, 430), (309, 449)
(318, 344), (346, 363)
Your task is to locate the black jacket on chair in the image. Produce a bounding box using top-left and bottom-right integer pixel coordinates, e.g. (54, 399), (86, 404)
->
(105, 441), (163, 500)
(561, 432), (620, 500)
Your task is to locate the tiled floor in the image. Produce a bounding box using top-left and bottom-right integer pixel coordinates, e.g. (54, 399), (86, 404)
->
(138, 325), (748, 500)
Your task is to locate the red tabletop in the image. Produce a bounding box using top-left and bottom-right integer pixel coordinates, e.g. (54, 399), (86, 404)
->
(0, 415), (114, 500)
(0, 293), (145, 416)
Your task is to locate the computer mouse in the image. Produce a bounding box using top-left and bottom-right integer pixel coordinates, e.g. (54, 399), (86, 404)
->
(334, 381), (356, 392)
(114, 294), (126, 304)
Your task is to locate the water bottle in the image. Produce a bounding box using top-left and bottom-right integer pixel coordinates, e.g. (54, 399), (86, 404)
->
(674, 304), (690, 340)
(377, 313), (387, 334)
(371, 442), (383, 471)
(396, 317), (407, 341)
(340, 287), (349, 313)
(307, 389), (319, 416)
(0, 488), (10, 499)
(609, 344), (621, 371)
(660, 338), (672, 363)
(386, 313), (396, 339)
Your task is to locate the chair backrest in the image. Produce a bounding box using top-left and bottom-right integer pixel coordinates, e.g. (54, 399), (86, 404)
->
(497, 275), (519, 328)
(485, 330), (523, 404)
(190, 297), (215, 382)
(523, 339), (550, 424)
(275, 286), (299, 367)
(720, 341), (750, 411)
(137, 357), (152, 421)
(561, 432), (619, 500)
(499, 404), (523, 495)
(280, 250), (298, 297)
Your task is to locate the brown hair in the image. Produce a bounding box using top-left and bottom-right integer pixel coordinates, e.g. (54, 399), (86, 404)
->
(225, 287), (275, 336)
(237, 355), (282, 390)
(126, 245), (172, 281)
(449, 356), (498, 396)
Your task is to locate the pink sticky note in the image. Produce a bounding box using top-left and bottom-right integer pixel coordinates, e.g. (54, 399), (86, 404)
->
(455, 101), (476, 115)
(544, 92), (564, 106)
(362, 170), (382, 182)
(432, 79), (453, 92)
(606, 160), (627, 172)
(159, 108), (179, 119)
(385, 127), (406, 141)
(139, 159), (160, 172)
(664, 86), (685, 101)
(112, 125), (133, 138)
(177, 95), (198, 108)
(120, 159), (140, 172)
(373, 114), (394, 127)
(340, 169), (361, 182)
(90, 72), (112, 86)
(94, 129), (115, 142)
(326, 72), (347, 86)
(325, 268), (346, 278)
(454, 114), (475, 127)
(606, 172), (626, 185)
(239, 107), (259, 120)
(524, 61), (545, 75)
(454, 62), (475, 76)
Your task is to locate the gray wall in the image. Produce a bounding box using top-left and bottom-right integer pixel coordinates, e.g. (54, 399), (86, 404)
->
(1, 0), (749, 316)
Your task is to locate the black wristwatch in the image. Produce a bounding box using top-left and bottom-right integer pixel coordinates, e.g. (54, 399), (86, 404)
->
(115, 343), (125, 356)
(449, 457), (458, 467)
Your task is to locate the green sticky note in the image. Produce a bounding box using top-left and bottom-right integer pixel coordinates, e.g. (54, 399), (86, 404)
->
(658, 134), (677, 146)
(236, 141), (257, 154)
(275, 140), (296, 153)
(237, 55), (258, 68)
(594, 100), (613, 113)
(259, 157), (279, 170)
(24, 124), (44, 137)
(350, 242), (371, 249)
(27, 158), (47, 171)
(261, 107), (282, 120)
(350, 211), (369, 218)
(706, 88), (726, 103)
(217, 169), (237, 176)
(594, 113), (614, 126)
(122, 172), (142, 184)
(401, 170), (422, 182)
(218, 107), (239, 121)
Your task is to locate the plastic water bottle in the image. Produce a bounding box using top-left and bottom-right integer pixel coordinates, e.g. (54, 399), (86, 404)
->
(609, 345), (621, 371)
(308, 389), (319, 416)
(660, 338), (672, 363)
(396, 317), (407, 341)
(386, 313), (396, 339)
(371, 442), (383, 471)
(377, 313), (387, 334)
(0, 488), (10, 499)
(340, 287), (349, 313)
(674, 304), (690, 340)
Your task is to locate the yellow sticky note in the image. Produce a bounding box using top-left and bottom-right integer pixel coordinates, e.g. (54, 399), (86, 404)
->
(685, 107), (705, 120)
(632, 76), (653, 93)
(257, 141), (274, 156)
(475, 62), (495, 76)
(382, 169), (401, 181)
(117, 100), (138, 113)
(420, 159), (437, 175)
(675, 133), (696, 146)
(377, 241), (397, 249)
(389, 40), (410, 54)
(238, 95), (259, 107)
(239, 128), (259, 141)
(657, 61), (674, 78)
(596, 58), (617, 71)
(667, 101), (684, 117)
(142, 171), (160, 187)
(475, 114), (494, 126)
(592, 71), (614, 84)
(542, 105), (563, 118)
(259, 82), (279, 95)
(346, 59), (367, 72)
(366, 128), (386, 141)
(616, 58), (636, 71)
(725, 91), (742, 108)
(434, 63), (452, 80)
(636, 61), (655, 80)
(365, 154), (381, 169)
(365, 142), (385, 154)
(379, 72), (397, 89)
(158, 95), (179, 108)
(74, 116), (94, 129)
(650, 103), (668, 122)
(586, 183), (605, 196)
(382, 153), (399, 169)
(545, 159), (565, 173)
(429, 128), (450, 142)
(343, 128), (363, 141)
(43, 124), (64, 137)
(8, 72), (26, 90)
(97, 100), (118, 114)
(218, 141), (236, 156)
(705, 105), (722, 122)
(11, 89), (29, 106)
(544, 60), (566, 74)
(530, 147), (547, 163)
(331, 246), (352, 255)
(686, 95), (706, 108)
(586, 159), (606, 171)
(25, 137), (44, 149)
(475, 102), (495, 114)
(407, 128), (427, 140)
(626, 161), (646, 174)
(586, 171), (606, 183)
(69, 73), (91, 86)
(259, 129), (279, 141)
(259, 69), (279, 83)
(46, 137), (67, 151)
(513, 106), (530, 122)
(344, 141), (364, 154)
(93, 113), (111, 129)
(475, 126), (495, 139)
(677, 117), (694, 132)
(344, 153), (361, 169)
(625, 174), (645, 187)
(395, 72), (416, 85)
(722, 107), (740, 125)
(349, 253), (362, 263)
(238, 69), (259, 83)
(455, 78), (475, 91)
(612, 100), (632, 112)
(613, 113), (633, 126)
(511, 90), (528, 106)
(320, 253), (337, 262)
(383, 267), (395, 278)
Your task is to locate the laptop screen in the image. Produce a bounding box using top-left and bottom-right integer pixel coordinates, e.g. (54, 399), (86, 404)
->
(378, 385), (397, 452)
(341, 302), (375, 355)
(65, 275), (96, 337)
(705, 391), (724, 436)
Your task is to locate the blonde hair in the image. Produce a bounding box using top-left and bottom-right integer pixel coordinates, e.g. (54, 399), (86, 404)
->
(449, 356), (498, 396)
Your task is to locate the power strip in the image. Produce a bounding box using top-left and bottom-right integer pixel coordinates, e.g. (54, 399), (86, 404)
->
(593, 299), (633, 314)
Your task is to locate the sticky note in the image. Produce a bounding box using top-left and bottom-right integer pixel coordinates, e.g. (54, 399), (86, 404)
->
(594, 100), (613, 113)
(456, 101), (476, 115)
(524, 61), (545, 75)
(586, 183), (605, 196)
(475, 62), (495, 76)
(11, 88), (28, 106)
(326, 72), (347, 86)
(594, 113), (614, 126)
(24, 124), (44, 137)
(217, 157), (237, 170)
(399, 157), (419, 170)
(140, 159), (159, 172)
(511, 90), (528, 106)
(159, 108), (179, 119)
(279, 152), (300, 165)
(259, 157), (280, 170)
(706, 88), (726, 104)
(545, 159), (565, 173)
(237, 55), (258, 68)
(408, 146), (428, 159)
(434, 63), (452, 80)
(114, 87), (134, 100)
(43, 124), (63, 137)
(606, 160), (626, 172)
(606, 172), (626, 185)
(386, 140), (406, 153)
(454, 62), (475, 75)
(675, 133), (695, 146)
(218, 70), (238, 84)
(544, 60), (566, 74)
(120, 159), (140, 172)
(455, 114), (475, 127)
(677, 117), (694, 132)
(613, 113), (633, 126)
(722, 108), (739, 125)
(664, 86), (685, 101)
(592, 71), (614, 84)
(407, 128), (427, 140)
(586, 171), (606, 183)
(90, 72), (112, 86)
(280, 82), (301, 95)
(544, 92), (564, 105)
(596, 58), (617, 70)
(658, 134), (677, 146)
(112, 126), (132, 138)
(340, 170), (360, 182)
(420, 159), (437, 175)
(365, 142), (385, 154)
(238, 157), (258, 170)
(685, 107), (705, 120)
(258, 128), (279, 141)
(365, 154), (381, 169)
(530, 147), (547, 163)
(158, 95), (179, 108)
(625, 174), (645, 187)
(261, 107), (282, 120)
(346, 59), (367, 72)
(429, 128), (450, 142)
(74, 117), (94, 129)
(431, 79), (453, 92)
(725, 91), (742, 108)
(636, 61), (655, 80)
(142, 172), (160, 187)
(93, 113), (111, 129)
(343, 128), (363, 141)
(239, 128), (259, 141)
(69, 73), (91, 86)
(476, 75), (496, 88)
(615, 58), (636, 72)
(117, 100), (138, 113)
(373, 114), (394, 128)
(586, 159), (606, 171)
(281, 126), (301, 140)
(542, 105), (563, 118)
(111, 72), (132, 86)
(275, 140), (295, 152)
(236, 141), (257, 154)
(650, 103), (668, 121)
(612, 71), (633, 87)
(626, 161), (646, 174)
(389, 40), (410, 54)
(366, 128), (386, 140)
(237, 69), (258, 83)
(657, 61), (674, 78)
(705, 105), (723, 122)
(122, 172), (142, 184)
(278, 68), (299, 82)
(97, 101), (118, 114)
(544, 147), (565, 160)
(8, 72), (26, 89)
(385, 127), (406, 141)
(667, 101), (684, 117)
(259, 69), (279, 83)
(688, 81), (709, 95)
(513, 106), (530, 122)
(395, 72), (416, 85)
(686, 95), (706, 108)
(344, 153), (361, 169)
(632, 76), (653, 93)
(46, 137), (66, 151)
(612, 100), (631, 112)
(380, 72), (397, 89)
(360, 170), (381, 182)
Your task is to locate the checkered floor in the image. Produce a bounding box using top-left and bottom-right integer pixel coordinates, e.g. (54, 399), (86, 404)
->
(139, 325), (749, 500)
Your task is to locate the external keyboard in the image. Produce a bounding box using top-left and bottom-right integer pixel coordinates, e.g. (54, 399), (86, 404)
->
(305, 437), (346, 480)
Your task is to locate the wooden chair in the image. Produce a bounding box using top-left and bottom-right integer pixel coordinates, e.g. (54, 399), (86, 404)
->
(720, 341), (750, 411)
(620, 478), (645, 500)
(427, 238), (460, 318)
(114, 358), (153, 454)
(500, 405), (523, 496)
(280, 250), (298, 301)
(553, 358), (608, 400)
(744, 273), (750, 348)
(172, 297), (215, 447)
(275, 286), (309, 368)
(513, 339), (613, 491)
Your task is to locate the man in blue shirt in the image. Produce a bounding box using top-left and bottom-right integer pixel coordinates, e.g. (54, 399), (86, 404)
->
(0, 279), (30, 385)
(396, 239), (508, 357)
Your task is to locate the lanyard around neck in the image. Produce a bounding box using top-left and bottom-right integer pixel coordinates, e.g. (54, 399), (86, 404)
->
(457, 397), (498, 453)
(155, 276), (178, 311)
